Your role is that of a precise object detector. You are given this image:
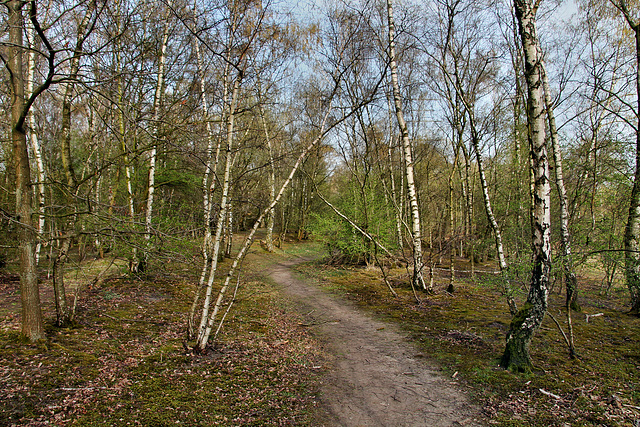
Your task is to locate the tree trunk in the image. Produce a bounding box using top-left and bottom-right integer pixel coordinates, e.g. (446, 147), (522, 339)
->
(460, 143), (474, 274)
(388, 144), (404, 249)
(188, 21), (227, 339)
(7, 0), (45, 341)
(541, 59), (579, 312)
(195, 76), (241, 351)
(613, 2), (640, 315)
(115, 0), (137, 273)
(54, 3), (93, 326)
(501, 0), (551, 372)
(25, 22), (46, 266)
(471, 128), (517, 315)
(224, 201), (233, 258)
(144, 1), (172, 269)
(387, 0), (426, 290)
(52, 236), (71, 326)
(260, 105), (276, 252)
(447, 146), (459, 294)
(195, 101), (335, 350)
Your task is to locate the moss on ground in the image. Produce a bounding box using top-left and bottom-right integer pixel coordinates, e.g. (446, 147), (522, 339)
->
(0, 237), (325, 426)
(3, 237), (638, 426)
(294, 257), (640, 426)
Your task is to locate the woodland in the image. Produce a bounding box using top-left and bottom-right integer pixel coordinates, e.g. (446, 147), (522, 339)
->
(1, 0), (640, 425)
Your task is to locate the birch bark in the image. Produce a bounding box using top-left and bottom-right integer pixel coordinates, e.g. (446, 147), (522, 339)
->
(501, 0), (551, 372)
(541, 59), (579, 312)
(187, 32), (229, 338)
(386, 0), (426, 290)
(25, 23), (46, 265)
(144, 2), (173, 263)
(195, 76), (241, 350)
(115, 0), (137, 272)
(470, 124), (517, 314)
(196, 102), (335, 350)
(260, 104), (277, 252)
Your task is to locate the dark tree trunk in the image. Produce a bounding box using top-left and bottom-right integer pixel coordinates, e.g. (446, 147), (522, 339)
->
(624, 21), (640, 316)
(7, 0), (45, 341)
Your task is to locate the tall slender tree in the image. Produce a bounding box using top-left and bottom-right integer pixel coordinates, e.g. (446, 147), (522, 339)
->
(501, 0), (552, 372)
(387, 0), (426, 290)
(609, 0), (640, 315)
(5, 0), (56, 341)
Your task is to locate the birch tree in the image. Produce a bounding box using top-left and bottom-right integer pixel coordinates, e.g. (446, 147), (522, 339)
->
(52, 1), (95, 326)
(501, 0), (552, 372)
(25, 21), (45, 265)
(387, 0), (426, 290)
(142, 1), (173, 270)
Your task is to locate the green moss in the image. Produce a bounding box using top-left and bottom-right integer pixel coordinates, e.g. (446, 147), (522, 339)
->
(303, 255), (640, 426)
(1, 238), (325, 426)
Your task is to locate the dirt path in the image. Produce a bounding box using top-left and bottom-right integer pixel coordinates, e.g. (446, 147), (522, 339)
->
(269, 259), (483, 427)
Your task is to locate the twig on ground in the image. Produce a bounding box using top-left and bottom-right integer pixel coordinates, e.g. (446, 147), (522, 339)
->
(585, 312), (604, 323)
(539, 388), (563, 400)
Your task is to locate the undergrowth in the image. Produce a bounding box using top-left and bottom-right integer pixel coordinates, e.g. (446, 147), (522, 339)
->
(0, 239), (324, 426)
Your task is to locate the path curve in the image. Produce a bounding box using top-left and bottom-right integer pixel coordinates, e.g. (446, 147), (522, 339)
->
(269, 259), (483, 427)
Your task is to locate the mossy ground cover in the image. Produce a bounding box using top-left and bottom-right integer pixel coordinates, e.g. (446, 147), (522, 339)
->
(0, 239), (325, 426)
(294, 257), (640, 426)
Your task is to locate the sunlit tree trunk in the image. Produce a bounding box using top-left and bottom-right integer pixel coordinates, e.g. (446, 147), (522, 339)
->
(459, 142), (474, 274)
(195, 76), (241, 350)
(541, 59), (579, 312)
(387, 0), (426, 290)
(187, 26), (229, 338)
(447, 146), (458, 293)
(197, 103), (335, 350)
(388, 144), (403, 248)
(260, 104), (276, 252)
(115, 0), (137, 272)
(501, 0), (551, 372)
(470, 125), (517, 315)
(224, 201), (233, 258)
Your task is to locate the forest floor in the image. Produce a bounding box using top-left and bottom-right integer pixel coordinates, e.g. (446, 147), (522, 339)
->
(269, 257), (481, 426)
(0, 236), (639, 426)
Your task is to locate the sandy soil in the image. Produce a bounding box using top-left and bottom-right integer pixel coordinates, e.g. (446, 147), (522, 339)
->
(269, 259), (484, 427)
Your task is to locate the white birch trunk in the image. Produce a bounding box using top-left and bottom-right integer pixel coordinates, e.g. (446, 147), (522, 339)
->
(541, 58), (578, 311)
(196, 102), (334, 351)
(188, 21), (230, 337)
(387, 0), (426, 290)
(115, 0), (137, 271)
(25, 23), (45, 265)
(389, 145), (403, 249)
(260, 105), (276, 252)
(145, 2), (172, 248)
(195, 76), (241, 348)
(502, 0), (551, 372)
(471, 129), (517, 314)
